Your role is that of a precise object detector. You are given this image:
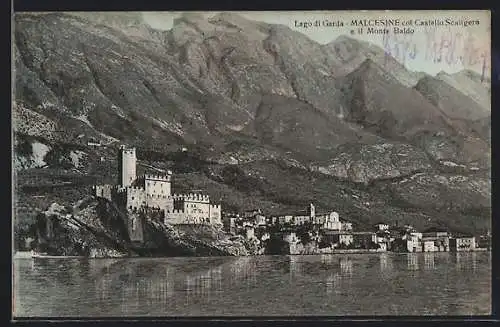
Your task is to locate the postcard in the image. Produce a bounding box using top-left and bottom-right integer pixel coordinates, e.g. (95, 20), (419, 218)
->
(12, 10), (491, 318)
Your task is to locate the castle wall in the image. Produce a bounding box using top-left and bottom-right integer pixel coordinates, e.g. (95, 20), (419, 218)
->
(128, 213), (144, 242)
(144, 174), (174, 212)
(145, 174), (172, 197)
(172, 193), (212, 223)
(164, 201), (222, 225)
(126, 187), (146, 210)
(94, 184), (113, 202)
(164, 210), (186, 225)
(183, 200), (211, 223)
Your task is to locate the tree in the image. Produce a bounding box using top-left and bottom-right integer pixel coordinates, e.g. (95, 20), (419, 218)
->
(296, 223), (312, 245)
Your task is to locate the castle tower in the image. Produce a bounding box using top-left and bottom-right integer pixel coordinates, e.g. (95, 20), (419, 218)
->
(119, 145), (137, 187)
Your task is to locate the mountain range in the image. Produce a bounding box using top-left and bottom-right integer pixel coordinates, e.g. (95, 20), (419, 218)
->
(13, 12), (491, 236)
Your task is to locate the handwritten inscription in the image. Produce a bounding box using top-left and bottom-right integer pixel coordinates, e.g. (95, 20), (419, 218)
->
(383, 27), (489, 79)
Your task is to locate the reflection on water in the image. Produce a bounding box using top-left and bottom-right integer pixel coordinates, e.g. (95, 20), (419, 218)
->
(379, 253), (394, 281)
(424, 253), (435, 270)
(454, 252), (480, 271)
(340, 257), (353, 275)
(407, 253), (419, 270)
(13, 252), (491, 317)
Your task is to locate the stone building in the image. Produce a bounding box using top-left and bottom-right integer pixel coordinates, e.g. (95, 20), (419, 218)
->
(323, 231), (354, 247)
(450, 236), (476, 252)
(374, 222), (390, 231)
(422, 240), (435, 252)
(94, 145), (222, 227)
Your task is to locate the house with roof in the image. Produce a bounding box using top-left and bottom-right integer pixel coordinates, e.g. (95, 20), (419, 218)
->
(450, 233), (476, 252)
(374, 222), (390, 232)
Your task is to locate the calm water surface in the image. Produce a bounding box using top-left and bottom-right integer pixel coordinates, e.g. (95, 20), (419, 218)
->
(13, 252), (491, 317)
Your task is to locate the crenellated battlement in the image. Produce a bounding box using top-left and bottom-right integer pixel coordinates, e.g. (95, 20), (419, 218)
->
(120, 145), (136, 154)
(92, 146), (222, 227)
(172, 193), (210, 202)
(126, 186), (146, 192)
(210, 204), (221, 210)
(144, 173), (171, 182)
(94, 184), (113, 190)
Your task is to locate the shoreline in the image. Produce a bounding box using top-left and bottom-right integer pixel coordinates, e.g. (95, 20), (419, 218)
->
(13, 248), (491, 259)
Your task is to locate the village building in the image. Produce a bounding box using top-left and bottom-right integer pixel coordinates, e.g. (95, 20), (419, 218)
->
(450, 236), (476, 252)
(374, 222), (390, 231)
(278, 215), (294, 225)
(292, 215), (310, 226)
(477, 235), (491, 249)
(245, 226), (256, 240)
(350, 232), (378, 249)
(322, 231), (354, 247)
(422, 227), (450, 252)
(282, 232), (301, 254)
(422, 227), (449, 239)
(375, 231), (390, 251)
(422, 240), (435, 252)
(222, 216), (237, 234)
(403, 232), (423, 252)
(254, 214), (267, 226)
(341, 221), (353, 231)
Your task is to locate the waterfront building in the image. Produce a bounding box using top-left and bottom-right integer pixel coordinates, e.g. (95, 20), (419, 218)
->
(322, 231), (354, 247)
(283, 232), (301, 254)
(375, 231), (390, 251)
(422, 240), (435, 252)
(422, 227), (449, 239)
(450, 236), (476, 252)
(405, 239), (423, 252)
(351, 232), (377, 249)
(477, 235), (491, 249)
(421, 227), (450, 252)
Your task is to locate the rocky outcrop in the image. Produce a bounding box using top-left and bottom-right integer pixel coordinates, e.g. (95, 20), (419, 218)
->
(311, 142), (431, 184)
(30, 198), (252, 257)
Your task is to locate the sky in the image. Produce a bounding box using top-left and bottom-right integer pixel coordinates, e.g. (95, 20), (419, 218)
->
(141, 10), (491, 77)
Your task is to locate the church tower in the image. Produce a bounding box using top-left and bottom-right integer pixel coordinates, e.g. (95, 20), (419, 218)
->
(119, 145), (137, 187)
(309, 203), (315, 219)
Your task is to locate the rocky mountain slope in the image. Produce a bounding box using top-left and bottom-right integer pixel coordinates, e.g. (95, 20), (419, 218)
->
(13, 12), (491, 245)
(28, 198), (252, 257)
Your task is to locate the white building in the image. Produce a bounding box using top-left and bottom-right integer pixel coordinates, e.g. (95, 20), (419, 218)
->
(374, 223), (390, 231)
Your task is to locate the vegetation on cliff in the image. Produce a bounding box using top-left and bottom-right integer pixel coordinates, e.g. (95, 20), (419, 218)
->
(23, 198), (252, 257)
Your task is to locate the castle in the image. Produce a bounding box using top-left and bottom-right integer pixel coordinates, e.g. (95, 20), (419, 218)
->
(93, 146), (222, 226)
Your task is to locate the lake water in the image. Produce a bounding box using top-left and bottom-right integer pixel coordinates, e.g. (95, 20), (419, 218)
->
(13, 252), (491, 317)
